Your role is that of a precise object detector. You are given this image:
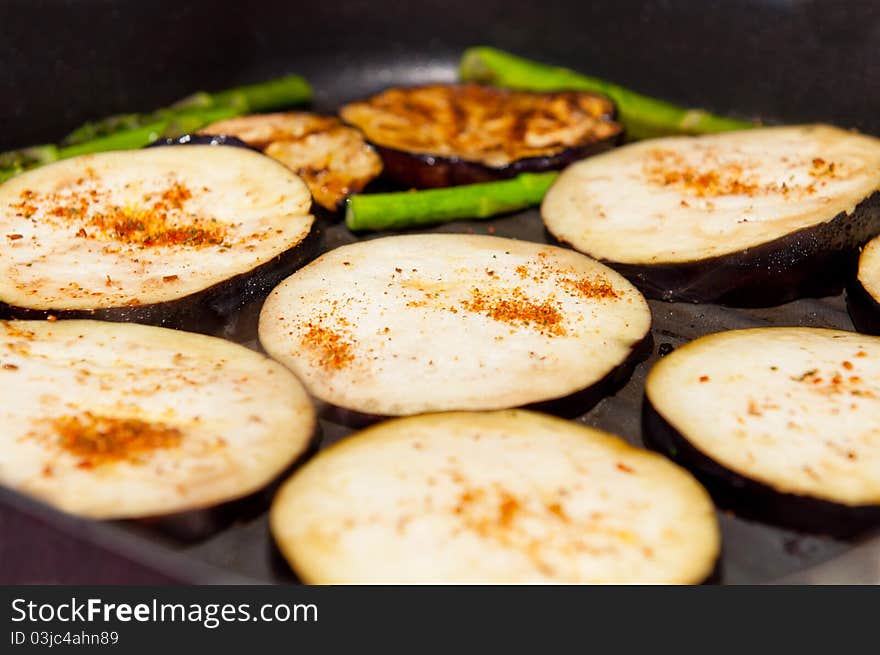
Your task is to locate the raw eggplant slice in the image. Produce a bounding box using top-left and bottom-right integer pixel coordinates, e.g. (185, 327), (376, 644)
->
(200, 112), (383, 210)
(271, 410), (719, 584)
(644, 327), (880, 535)
(0, 147), (314, 330)
(339, 84), (622, 188)
(0, 319), (315, 519)
(542, 125), (880, 305)
(259, 234), (651, 419)
(847, 235), (880, 335)
(148, 133), (257, 150)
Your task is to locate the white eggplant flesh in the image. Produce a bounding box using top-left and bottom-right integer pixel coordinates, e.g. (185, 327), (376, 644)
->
(645, 327), (880, 529)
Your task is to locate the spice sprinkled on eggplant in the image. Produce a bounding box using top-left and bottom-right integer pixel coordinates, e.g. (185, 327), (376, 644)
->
(200, 112), (382, 210)
(644, 327), (880, 535)
(0, 147), (314, 328)
(339, 83), (622, 188)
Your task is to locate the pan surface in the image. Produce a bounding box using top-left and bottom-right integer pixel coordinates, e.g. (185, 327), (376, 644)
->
(1, 0), (880, 583)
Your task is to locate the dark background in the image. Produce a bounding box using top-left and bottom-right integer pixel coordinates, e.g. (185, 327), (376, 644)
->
(1, 0), (879, 149)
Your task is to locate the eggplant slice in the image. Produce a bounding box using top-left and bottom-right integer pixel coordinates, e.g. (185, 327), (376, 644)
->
(339, 83), (622, 188)
(259, 234), (650, 420)
(0, 319), (315, 519)
(0, 147), (314, 330)
(847, 235), (880, 335)
(644, 327), (880, 535)
(271, 410), (719, 584)
(200, 112), (383, 210)
(542, 125), (880, 305)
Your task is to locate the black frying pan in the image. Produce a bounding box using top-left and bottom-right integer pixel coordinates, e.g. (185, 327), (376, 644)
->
(1, 0), (879, 583)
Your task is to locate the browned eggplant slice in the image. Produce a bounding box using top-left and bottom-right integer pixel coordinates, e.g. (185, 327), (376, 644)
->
(0, 319), (315, 519)
(0, 147), (314, 332)
(200, 112), (383, 210)
(271, 410), (719, 584)
(258, 234), (651, 421)
(643, 327), (880, 536)
(339, 83), (622, 188)
(848, 235), (880, 335)
(543, 125), (880, 305)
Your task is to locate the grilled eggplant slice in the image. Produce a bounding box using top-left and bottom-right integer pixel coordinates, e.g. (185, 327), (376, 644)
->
(259, 234), (651, 420)
(0, 319), (315, 519)
(271, 410), (719, 584)
(0, 147), (314, 331)
(848, 235), (880, 335)
(543, 125), (880, 305)
(339, 84), (622, 188)
(644, 327), (880, 535)
(200, 112), (383, 210)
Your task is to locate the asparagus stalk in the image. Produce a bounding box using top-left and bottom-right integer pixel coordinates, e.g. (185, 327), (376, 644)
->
(0, 144), (60, 173)
(172, 74), (312, 112)
(459, 47), (754, 140)
(345, 172), (558, 232)
(56, 121), (169, 159)
(61, 114), (143, 145)
(0, 74), (311, 183)
(62, 74), (312, 145)
(62, 105), (242, 147)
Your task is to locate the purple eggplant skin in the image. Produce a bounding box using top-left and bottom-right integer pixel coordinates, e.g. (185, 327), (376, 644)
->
(846, 276), (880, 336)
(374, 136), (622, 190)
(0, 225), (321, 337)
(550, 190), (880, 307)
(641, 398), (880, 538)
(146, 133), (260, 151)
(321, 332), (653, 429)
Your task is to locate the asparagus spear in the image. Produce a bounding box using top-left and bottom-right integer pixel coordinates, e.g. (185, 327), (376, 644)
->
(0, 74), (311, 183)
(0, 123), (170, 182)
(459, 47), (754, 140)
(62, 74), (312, 145)
(0, 144), (60, 176)
(345, 172), (558, 232)
(172, 74), (312, 112)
